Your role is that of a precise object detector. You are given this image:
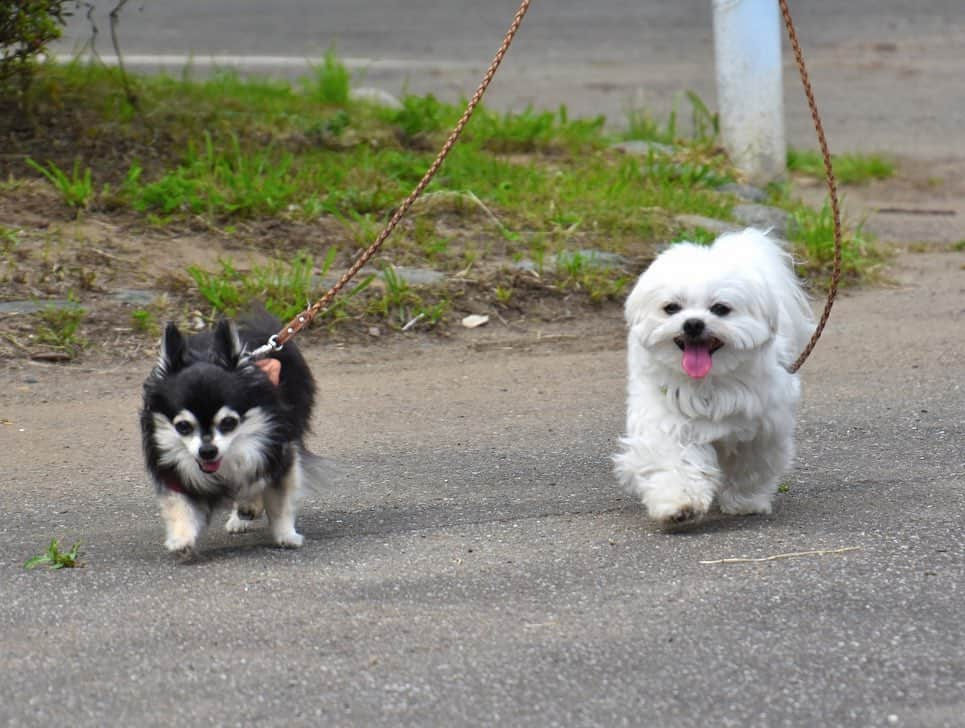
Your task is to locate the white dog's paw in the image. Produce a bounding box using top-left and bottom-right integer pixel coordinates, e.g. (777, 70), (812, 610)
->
(273, 530), (304, 549)
(646, 489), (713, 527)
(225, 511), (255, 534)
(718, 489), (774, 516)
(164, 535), (197, 558)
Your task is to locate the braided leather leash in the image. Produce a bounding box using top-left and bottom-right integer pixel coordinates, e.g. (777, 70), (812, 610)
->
(246, 0), (533, 361)
(779, 0), (842, 373)
(250, 0), (841, 373)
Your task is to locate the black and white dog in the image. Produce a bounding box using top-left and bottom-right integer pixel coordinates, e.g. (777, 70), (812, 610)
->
(140, 311), (321, 555)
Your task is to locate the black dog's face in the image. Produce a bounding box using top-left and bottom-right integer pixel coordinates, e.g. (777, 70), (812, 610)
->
(147, 362), (277, 479)
(142, 320), (282, 489)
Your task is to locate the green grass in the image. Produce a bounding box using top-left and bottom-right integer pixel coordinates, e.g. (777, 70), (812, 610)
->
(189, 250), (327, 320)
(10, 57), (887, 329)
(131, 307), (160, 337)
(188, 248), (376, 323)
(126, 133), (298, 218)
(367, 264), (449, 329)
(0, 224), (19, 253)
(787, 148), (895, 185)
(35, 302), (86, 357)
(302, 47), (351, 106)
(623, 91), (720, 147)
(25, 61), (733, 240)
(26, 158), (95, 210)
(555, 250), (632, 303)
(24, 539), (83, 570)
(765, 184), (884, 282)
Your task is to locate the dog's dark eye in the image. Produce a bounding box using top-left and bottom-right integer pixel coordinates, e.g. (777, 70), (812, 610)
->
(174, 421), (194, 436)
(663, 303), (682, 315)
(710, 303), (732, 317)
(218, 416), (239, 434)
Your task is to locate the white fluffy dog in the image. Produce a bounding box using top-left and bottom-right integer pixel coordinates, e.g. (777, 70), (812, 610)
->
(613, 228), (815, 526)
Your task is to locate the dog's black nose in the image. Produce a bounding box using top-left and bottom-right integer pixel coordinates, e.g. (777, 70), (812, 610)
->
(682, 318), (705, 338)
(198, 443), (219, 461)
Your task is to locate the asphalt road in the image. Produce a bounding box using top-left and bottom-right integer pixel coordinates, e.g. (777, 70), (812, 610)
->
(1, 249), (962, 726)
(1, 2), (962, 726)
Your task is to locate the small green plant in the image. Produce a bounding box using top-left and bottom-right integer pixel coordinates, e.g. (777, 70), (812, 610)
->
(494, 285), (513, 304)
(626, 107), (677, 146)
(788, 199), (879, 279)
(416, 299), (449, 327)
(676, 227), (718, 246)
(131, 307), (159, 336)
(556, 250), (589, 279)
(787, 148), (895, 185)
(624, 91), (719, 146)
(26, 159), (95, 210)
(529, 240), (548, 275)
(36, 301), (86, 356)
(391, 93), (447, 138)
(24, 538), (82, 570)
(370, 264), (427, 326)
(0, 224), (19, 253)
(684, 91), (720, 145)
(555, 251), (630, 304)
(303, 47), (351, 106)
(777, 483), (791, 494)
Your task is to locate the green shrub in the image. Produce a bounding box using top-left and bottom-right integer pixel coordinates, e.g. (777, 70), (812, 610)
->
(1, 1), (74, 94)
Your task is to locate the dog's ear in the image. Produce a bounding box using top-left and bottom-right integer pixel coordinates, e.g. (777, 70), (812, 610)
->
(623, 277), (655, 328)
(158, 323), (187, 373)
(212, 319), (243, 368)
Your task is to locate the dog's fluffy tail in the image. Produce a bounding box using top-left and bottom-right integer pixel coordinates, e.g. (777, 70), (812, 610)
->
(714, 228), (816, 369)
(298, 447), (344, 494)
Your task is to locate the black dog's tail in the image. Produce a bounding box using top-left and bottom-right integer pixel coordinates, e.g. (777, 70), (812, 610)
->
(298, 447), (344, 495)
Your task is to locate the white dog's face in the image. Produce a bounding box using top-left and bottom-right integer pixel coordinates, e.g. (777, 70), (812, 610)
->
(625, 241), (779, 379)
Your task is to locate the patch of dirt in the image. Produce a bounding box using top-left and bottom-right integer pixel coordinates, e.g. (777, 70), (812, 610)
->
(0, 180), (639, 364)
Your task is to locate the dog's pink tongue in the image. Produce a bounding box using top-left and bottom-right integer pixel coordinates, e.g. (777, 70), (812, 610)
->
(200, 459), (221, 474)
(681, 343), (713, 379)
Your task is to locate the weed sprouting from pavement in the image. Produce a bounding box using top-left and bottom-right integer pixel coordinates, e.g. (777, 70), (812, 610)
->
(24, 539), (83, 570)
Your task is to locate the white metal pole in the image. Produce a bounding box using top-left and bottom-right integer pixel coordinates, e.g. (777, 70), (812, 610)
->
(712, 0), (786, 185)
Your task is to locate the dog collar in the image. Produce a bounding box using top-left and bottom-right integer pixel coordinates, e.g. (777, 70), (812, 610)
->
(163, 474), (189, 495)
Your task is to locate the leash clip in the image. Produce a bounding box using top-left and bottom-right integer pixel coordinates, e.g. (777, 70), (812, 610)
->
(243, 335), (283, 364)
